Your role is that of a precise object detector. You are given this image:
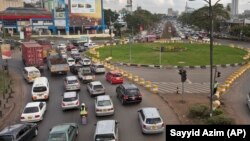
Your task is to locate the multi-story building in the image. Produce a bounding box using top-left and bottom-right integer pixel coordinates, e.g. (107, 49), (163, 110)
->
(231, 0), (238, 17)
(0, 0), (24, 11)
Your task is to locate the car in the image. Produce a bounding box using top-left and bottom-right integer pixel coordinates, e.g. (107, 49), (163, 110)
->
(31, 77), (50, 101)
(106, 71), (123, 84)
(84, 42), (97, 48)
(67, 57), (76, 67)
(116, 83), (142, 105)
(48, 123), (78, 141)
(87, 81), (105, 97)
(57, 43), (67, 49)
(94, 120), (118, 141)
(138, 107), (165, 134)
(71, 52), (81, 60)
(95, 95), (114, 116)
(78, 45), (87, 52)
(0, 123), (38, 141)
(61, 52), (68, 59)
(80, 58), (91, 66)
(61, 91), (80, 111)
(22, 66), (41, 83)
(71, 48), (79, 54)
(64, 76), (81, 91)
(70, 64), (83, 75)
(78, 67), (95, 83)
(91, 63), (106, 74)
(21, 102), (47, 122)
(202, 37), (210, 42)
(67, 44), (77, 51)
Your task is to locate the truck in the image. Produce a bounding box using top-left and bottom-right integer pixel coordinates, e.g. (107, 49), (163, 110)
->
(21, 42), (44, 70)
(36, 39), (52, 60)
(47, 52), (70, 74)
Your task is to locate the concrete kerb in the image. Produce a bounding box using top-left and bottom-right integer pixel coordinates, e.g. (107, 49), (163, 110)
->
(0, 103), (15, 128)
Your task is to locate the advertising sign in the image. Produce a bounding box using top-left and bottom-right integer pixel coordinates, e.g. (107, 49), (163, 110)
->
(69, 0), (102, 27)
(1, 44), (12, 59)
(24, 26), (32, 39)
(71, 0), (96, 13)
(54, 0), (66, 19)
(54, 20), (66, 26)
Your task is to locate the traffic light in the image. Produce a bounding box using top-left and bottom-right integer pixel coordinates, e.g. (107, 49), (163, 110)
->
(217, 72), (221, 78)
(179, 69), (187, 82)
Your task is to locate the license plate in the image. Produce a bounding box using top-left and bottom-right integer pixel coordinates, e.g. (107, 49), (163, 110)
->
(28, 117), (32, 119)
(151, 125), (157, 130)
(103, 109), (107, 112)
(131, 97), (135, 100)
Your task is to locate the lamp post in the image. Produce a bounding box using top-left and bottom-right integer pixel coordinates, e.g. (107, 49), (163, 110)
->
(189, 0), (221, 117)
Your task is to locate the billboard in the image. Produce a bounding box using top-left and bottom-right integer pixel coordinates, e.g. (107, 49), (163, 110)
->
(69, 0), (102, 27)
(1, 44), (12, 59)
(54, 0), (66, 19)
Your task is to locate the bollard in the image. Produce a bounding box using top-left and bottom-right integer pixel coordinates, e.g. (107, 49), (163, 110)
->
(176, 86), (179, 94)
(128, 73), (133, 81)
(212, 100), (221, 111)
(144, 81), (152, 90)
(151, 85), (159, 94)
(133, 76), (139, 83)
(139, 78), (145, 86)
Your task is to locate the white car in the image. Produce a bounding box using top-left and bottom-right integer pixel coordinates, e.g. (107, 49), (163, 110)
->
(67, 57), (75, 67)
(64, 76), (81, 91)
(21, 102), (47, 122)
(87, 81), (105, 97)
(84, 42), (97, 48)
(71, 48), (79, 54)
(57, 43), (67, 50)
(91, 63), (106, 74)
(32, 77), (50, 101)
(61, 91), (80, 111)
(80, 58), (91, 66)
(95, 95), (114, 116)
(202, 37), (210, 42)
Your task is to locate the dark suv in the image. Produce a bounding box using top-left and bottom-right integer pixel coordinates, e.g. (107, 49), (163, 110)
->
(116, 83), (142, 105)
(0, 123), (38, 141)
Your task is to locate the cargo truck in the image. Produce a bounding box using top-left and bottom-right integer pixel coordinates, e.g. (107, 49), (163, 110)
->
(47, 53), (70, 74)
(21, 42), (44, 70)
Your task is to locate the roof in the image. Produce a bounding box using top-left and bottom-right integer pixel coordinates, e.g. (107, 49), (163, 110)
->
(22, 42), (42, 48)
(0, 7), (52, 20)
(122, 83), (138, 90)
(24, 66), (40, 72)
(0, 123), (35, 136)
(66, 76), (78, 80)
(96, 120), (116, 135)
(63, 92), (77, 98)
(141, 107), (161, 118)
(50, 123), (77, 134)
(91, 81), (102, 85)
(33, 77), (48, 85)
(26, 102), (41, 108)
(96, 95), (111, 101)
(109, 71), (121, 74)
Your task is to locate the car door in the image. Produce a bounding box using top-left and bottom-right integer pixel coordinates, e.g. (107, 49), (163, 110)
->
(16, 125), (32, 141)
(39, 102), (46, 117)
(116, 86), (122, 98)
(138, 110), (145, 128)
(106, 72), (111, 81)
(68, 126), (75, 141)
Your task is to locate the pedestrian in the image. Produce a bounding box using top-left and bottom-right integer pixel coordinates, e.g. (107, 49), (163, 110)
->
(213, 81), (219, 95)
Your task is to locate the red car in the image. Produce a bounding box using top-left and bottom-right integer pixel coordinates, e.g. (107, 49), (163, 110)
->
(105, 71), (123, 84)
(67, 44), (77, 51)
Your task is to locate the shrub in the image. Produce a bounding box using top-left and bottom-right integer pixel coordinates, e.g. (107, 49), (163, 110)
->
(205, 115), (235, 125)
(188, 104), (209, 118)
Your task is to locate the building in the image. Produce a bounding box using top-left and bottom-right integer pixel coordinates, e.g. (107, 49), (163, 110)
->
(231, 0), (238, 17)
(0, 0), (24, 11)
(126, 0), (132, 13)
(243, 10), (250, 16)
(185, 1), (195, 13)
(168, 8), (178, 17)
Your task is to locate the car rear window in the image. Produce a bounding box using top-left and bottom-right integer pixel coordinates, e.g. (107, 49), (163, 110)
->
(93, 85), (104, 90)
(97, 100), (111, 106)
(63, 96), (78, 102)
(84, 60), (90, 62)
(33, 86), (47, 92)
(24, 107), (39, 113)
(145, 118), (162, 124)
(67, 80), (78, 84)
(95, 134), (115, 141)
(48, 133), (66, 141)
(113, 73), (122, 77)
(68, 59), (75, 62)
(97, 65), (104, 68)
(126, 89), (139, 96)
(0, 135), (13, 141)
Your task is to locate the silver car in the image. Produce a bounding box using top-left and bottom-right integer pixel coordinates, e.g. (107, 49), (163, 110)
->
(138, 107), (165, 134)
(64, 76), (81, 91)
(61, 92), (80, 111)
(95, 95), (114, 116)
(86, 81), (105, 97)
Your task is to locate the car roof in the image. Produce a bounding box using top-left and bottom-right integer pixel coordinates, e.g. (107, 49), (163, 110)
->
(67, 57), (74, 60)
(122, 83), (138, 89)
(66, 76), (78, 80)
(96, 120), (116, 135)
(0, 123), (35, 136)
(96, 95), (111, 101)
(50, 124), (71, 133)
(91, 81), (102, 85)
(33, 77), (48, 84)
(63, 92), (77, 98)
(109, 71), (121, 75)
(26, 102), (42, 107)
(24, 66), (39, 72)
(141, 107), (161, 118)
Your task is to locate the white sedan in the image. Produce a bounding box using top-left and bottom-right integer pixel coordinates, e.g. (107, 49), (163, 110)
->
(67, 57), (75, 67)
(21, 102), (47, 122)
(95, 95), (114, 116)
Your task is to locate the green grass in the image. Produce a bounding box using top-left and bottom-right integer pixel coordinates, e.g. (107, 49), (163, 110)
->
(95, 43), (248, 66)
(0, 70), (10, 94)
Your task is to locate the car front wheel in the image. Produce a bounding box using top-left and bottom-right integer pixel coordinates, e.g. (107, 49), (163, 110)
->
(34, 128), (38, 137)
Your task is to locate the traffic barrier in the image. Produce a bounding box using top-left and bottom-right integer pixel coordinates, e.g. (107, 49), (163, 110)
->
(151, 85), (159, 94)
(133, 75), (139, 83)
(144, 81), (152, 90)
(213, 92), (220, 100)
(212, 100), (221, 110)
(128, 73), (133, 81)
(139, 78), (145, 86)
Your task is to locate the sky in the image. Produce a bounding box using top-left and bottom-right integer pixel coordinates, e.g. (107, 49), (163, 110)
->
(103, 0), (250, 14)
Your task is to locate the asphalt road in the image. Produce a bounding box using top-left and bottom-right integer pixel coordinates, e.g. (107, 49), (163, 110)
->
(6, 45), (179, 141)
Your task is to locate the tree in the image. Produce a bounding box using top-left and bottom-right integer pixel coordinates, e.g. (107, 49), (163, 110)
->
(104, 9), (119, 27)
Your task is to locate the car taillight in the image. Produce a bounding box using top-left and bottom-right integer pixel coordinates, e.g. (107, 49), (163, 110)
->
(35, 115), (40, 118)
(143, 124), (147, 129)
(21, 116), (24, 119)
(109, 108), (114, 110)
(62, 103), (65, 106)
(96, 109), (102, 112)
(138, 94), (142, 98)
(123, 96), (128, 100)
(76, 101), (79, 105)
(161, 123), (164, 127)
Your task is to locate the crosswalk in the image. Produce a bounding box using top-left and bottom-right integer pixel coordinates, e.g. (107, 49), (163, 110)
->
(153, 82), (210, 94)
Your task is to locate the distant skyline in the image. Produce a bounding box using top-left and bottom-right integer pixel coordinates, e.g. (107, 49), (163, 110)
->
(103, 0), (250, 14)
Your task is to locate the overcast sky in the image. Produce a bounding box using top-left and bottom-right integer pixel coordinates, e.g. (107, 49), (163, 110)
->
(103, 0), (250, 14)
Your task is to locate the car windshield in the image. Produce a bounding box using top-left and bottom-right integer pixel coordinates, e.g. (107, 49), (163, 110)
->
(48, 133), (66, 141)
(29, 71), (40, 75)
(23, 107), (39, 113)
(84, 60), (90, 63)
(93, 85), (103, 90)
(81, 69), (92, 75)
(95, 134), (115, 141)
(113, 73), (122, 77)
(126, 89), (139, 96)
(68, 59), (74, 62)
(0, 135), (13, 141)
(146, 118), (162, 124)
(67, 80), (78, 84)
(63, 96), (77, 102)
(33, 86), (47, 92)
(97, 100), (111, 106)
